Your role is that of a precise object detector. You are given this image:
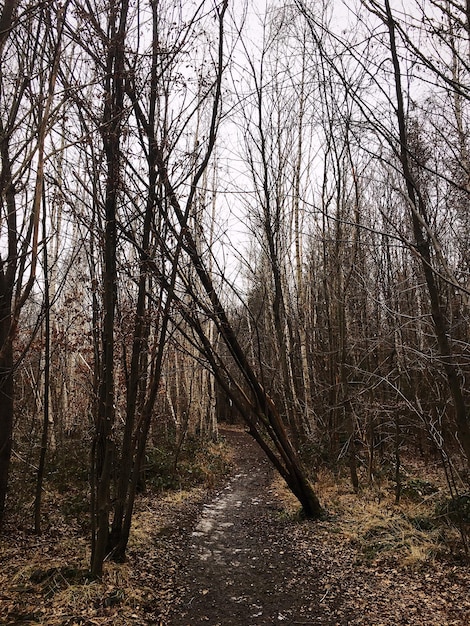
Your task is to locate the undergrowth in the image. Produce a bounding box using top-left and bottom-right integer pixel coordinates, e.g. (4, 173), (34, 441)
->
(272, 458), (469, 568)
(142, 434), (232, 492)
(1, 433), (233, 625)
(4, 434), (233, 549)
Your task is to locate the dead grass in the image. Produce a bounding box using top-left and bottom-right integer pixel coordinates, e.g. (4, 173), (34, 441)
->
(2, 436), (468, 624)
(0, 481), (210, 625)
(271, 461), (465, 568)
(0, 434), (235, 625)
(270, 473), (303, 516)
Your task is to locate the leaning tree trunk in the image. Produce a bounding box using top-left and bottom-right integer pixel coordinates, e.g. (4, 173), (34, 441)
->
(125, 0), (322, 519)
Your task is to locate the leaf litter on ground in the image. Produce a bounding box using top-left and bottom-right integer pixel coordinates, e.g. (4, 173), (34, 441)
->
(1, 428), (469, 625)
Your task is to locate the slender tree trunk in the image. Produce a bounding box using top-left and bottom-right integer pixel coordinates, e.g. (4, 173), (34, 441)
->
(34, 189), (51, 535)
(0, 327), (13, 525)
(394, 412), (402, 504)
(0, 0), (17, 53)
(293, 30), (313, 432)
(91, 0), (129, 578)
(0, 0), (18, 528)
(384, 0), (470, 466)
(0, 129), (17, 526)
(0, 132), (14, 522)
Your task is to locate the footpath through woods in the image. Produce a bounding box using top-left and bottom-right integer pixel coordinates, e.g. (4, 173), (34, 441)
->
(166, 428), (470, 625)
(1, 427), (470, 625)
(168, 427), (320, 625)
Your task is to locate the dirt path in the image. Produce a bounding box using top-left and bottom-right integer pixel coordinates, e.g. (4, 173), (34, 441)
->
(167, 428), (324, 626)
(2, 429), (469, 625)
(166, 428), (470, 626)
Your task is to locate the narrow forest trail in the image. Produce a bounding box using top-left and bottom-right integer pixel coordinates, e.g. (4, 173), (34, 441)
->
(167, 427), (323, 625)
(165, 427), (470, 626)
(2, 426), (468, 624)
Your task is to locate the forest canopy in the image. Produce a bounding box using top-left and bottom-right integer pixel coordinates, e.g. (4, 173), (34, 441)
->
(1, 0), (470, 577)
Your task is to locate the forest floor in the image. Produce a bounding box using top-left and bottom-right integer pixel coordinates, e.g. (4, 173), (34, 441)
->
(1, 426), (470, 625)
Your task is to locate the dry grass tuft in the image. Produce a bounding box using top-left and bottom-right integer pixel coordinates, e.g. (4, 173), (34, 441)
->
(270, 473), (302, 516)
(161, 485), (205, 506)
(272, 462), (463, 567)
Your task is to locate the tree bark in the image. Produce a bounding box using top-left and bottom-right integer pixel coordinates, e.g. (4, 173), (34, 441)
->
(90, 0), (129, 578)
(384, 0), (470, 466)
(0, 0), (18, 529)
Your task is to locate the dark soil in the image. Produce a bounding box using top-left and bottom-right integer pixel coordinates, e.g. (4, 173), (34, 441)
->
(167, 427), (321, 625)
(2, 427), (470, 625)
(166, 428), (470, 626)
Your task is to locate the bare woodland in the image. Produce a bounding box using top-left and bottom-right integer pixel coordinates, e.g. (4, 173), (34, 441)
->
(1, 0), (470, 612)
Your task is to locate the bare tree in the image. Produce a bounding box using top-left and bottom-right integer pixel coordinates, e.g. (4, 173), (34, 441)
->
(0, 0), (64, 525)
